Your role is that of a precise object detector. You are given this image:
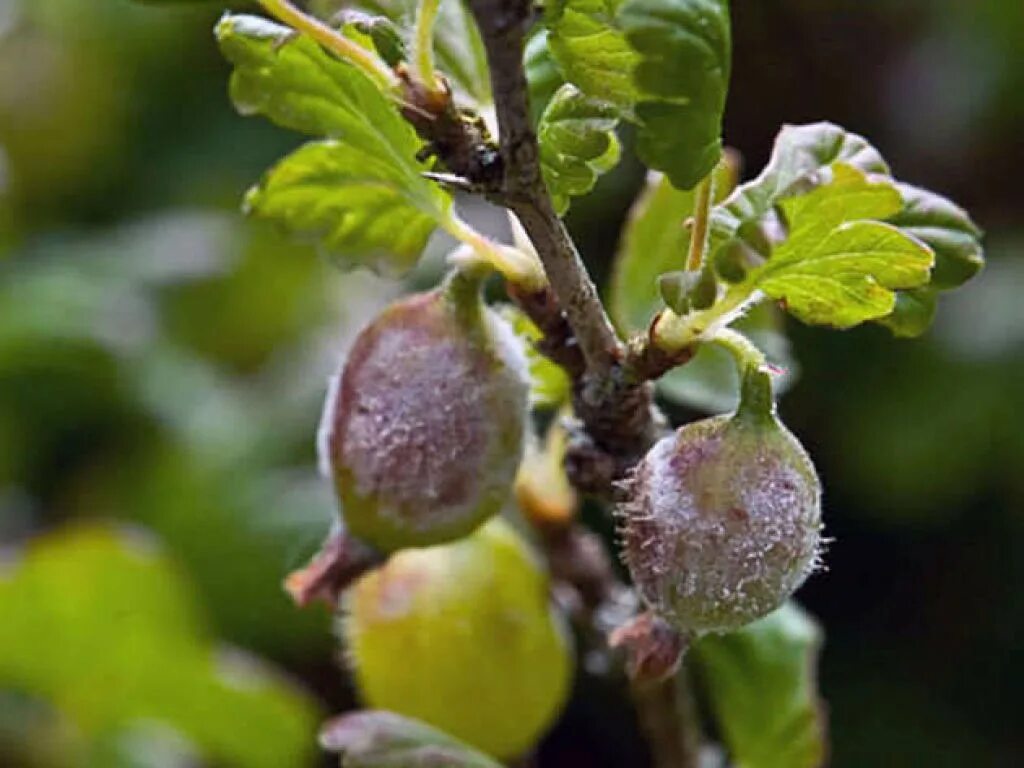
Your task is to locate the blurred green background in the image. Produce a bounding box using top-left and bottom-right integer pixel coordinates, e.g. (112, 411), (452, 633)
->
(0, 1), (1021, 766)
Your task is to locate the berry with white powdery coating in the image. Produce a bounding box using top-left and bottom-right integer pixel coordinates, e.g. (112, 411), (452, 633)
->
(320, 271), (528, 553)
(619, 365), (823, 635)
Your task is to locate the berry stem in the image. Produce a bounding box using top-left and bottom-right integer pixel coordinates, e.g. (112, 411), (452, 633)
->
(283, 526), (383, 607)
(711, 328), (776, 422)
(711, 326), (767, 371)
(257, 0), (399, 93)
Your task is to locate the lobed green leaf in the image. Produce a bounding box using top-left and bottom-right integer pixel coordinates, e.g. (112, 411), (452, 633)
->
(245, 140), (450, 276)
(618, 0), (732, 190)
(693, 602), (826, 768)
(538, 84), (622, 215)
(217, 14), (402, 145)
(887, 182), (984, 290)
(709, 123), (983, 335)
(216, 14), (450, 275)
(747, 164), (933, 328)
(711, 122), (890, 251)
(546, 0), (640, 112)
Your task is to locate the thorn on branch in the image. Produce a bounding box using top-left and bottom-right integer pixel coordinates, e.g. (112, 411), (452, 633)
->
(421, 171), (476, 193)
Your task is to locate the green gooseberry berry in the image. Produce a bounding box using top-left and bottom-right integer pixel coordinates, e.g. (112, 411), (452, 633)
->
(341, 518), (574, 760)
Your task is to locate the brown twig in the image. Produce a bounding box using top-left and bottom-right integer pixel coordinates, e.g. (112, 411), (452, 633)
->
(397, 0), (682, 498)
(505, 282), (586, 380)
(464, 0), (622, 378)
(464, 0), (679, 495)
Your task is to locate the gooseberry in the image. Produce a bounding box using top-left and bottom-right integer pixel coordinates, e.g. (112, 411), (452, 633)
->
(620, 366), (822, 634)
(320, 273), (528, 552)
(341, 518), (573, 760)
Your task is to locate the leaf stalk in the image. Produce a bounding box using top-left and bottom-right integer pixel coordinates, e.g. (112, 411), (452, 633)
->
(257, 0), (399, 92)
(443, 212), (547, 291)
(411, 0), (444, 96)
(686, 172), (716, 272)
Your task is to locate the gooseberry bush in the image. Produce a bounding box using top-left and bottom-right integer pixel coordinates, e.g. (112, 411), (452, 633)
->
(142, 0), (983, 765)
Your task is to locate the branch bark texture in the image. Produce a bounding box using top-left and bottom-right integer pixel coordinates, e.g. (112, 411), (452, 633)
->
(466, 0), (622, 376)
(464, 0), (668, 497)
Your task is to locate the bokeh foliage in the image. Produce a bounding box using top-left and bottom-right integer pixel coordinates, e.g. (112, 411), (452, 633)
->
(1, 0), (1021, 765)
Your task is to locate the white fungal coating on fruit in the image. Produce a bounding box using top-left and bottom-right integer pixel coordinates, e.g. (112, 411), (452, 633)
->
(321, 280), (528, 552)
(620, 413), (822, 634)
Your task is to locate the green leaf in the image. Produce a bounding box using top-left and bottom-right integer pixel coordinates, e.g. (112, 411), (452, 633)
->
(498, 305), (572, 408)
(887, 182), (984, 290)
(538, 84), (621, 215)
(693, 602), (826, 768)
(217, 14), (450, 274)
(546, 0), (640, 111)
(526, 30), (565, 125)
(710, 124), (982, 335)
(712, 122), (890, 249)
(320, 710), (503, 768)
(748, 164), (933, 328)
(0, 526), (320, 768)
(217, 14), (396, 143)
(876, 287), (938, 338)
(618, 0), (731, 190)
(539, 0), (736, 191)
(245, 139), (449, 275)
